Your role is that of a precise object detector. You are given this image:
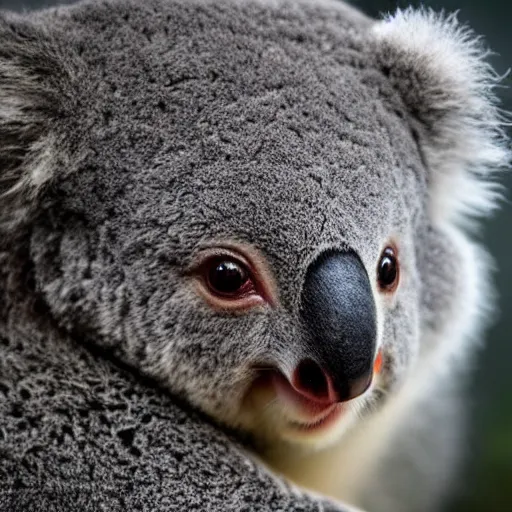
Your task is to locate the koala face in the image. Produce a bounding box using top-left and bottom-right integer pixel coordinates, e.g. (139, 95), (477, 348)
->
(1, 0), (507, 452)
(34, 107), (422, 448)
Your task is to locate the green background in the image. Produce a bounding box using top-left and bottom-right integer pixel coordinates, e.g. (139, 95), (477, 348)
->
(1, 0), (510, 510)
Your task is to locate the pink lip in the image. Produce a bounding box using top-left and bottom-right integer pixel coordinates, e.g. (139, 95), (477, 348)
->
(288, 403), (345, 432)
(270, 371), (346, 429)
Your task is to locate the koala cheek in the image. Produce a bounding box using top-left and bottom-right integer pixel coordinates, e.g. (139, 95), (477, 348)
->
(142, 305), (267, 411)
(377, 294), (422, 393)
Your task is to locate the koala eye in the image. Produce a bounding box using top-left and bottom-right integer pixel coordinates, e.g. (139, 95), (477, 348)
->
(377, 246), (399, 292)
(191, 246), (277, 311)
(206, 258), (254, 298)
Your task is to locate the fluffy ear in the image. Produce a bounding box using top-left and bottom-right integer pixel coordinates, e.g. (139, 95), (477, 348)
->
(0, 14), (78, 230)
(372, 8), (511, 229)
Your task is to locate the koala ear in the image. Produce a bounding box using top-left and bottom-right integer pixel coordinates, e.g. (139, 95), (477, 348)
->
(372, 8), (511, 228)
(0, 15), (77, 229)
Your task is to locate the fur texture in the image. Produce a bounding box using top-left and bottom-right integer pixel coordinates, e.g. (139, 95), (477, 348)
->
(0, 1), (508, 511)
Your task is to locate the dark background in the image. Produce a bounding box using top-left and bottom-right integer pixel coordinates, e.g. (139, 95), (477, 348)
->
(0, 0), (510, 510)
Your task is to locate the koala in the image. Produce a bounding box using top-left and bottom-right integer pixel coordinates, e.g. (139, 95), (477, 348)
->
(0, 0), (509, 511)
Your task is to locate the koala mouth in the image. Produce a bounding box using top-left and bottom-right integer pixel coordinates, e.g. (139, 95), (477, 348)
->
(270, 371), (348, 431)
(287, 404), (345, 432)
(249, 351), (383, 435)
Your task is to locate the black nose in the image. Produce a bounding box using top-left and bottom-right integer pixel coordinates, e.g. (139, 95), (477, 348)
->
(300, 250), (377, 402)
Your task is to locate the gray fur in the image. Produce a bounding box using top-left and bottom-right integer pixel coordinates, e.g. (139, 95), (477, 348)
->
(0, 0), (508, 511)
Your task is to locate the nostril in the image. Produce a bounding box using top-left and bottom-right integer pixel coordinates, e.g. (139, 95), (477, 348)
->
(293, 359), (331, 402)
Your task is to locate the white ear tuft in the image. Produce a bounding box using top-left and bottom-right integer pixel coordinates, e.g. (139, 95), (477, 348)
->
(372, 8), (511, 229)
(0, 15), (78, 231)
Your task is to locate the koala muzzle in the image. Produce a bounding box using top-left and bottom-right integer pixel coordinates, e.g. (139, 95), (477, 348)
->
(298, 250), (377, 403)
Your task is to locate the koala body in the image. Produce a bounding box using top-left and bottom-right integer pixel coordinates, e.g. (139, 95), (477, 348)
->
(0, 1), (508, 511)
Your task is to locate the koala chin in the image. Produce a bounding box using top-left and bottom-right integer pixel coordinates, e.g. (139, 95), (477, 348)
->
(0, 1), (509, 512)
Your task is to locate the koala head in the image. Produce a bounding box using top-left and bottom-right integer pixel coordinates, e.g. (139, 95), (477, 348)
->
(0, 0), (508, 452)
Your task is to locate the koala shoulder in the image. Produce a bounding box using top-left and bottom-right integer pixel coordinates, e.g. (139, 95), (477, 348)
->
(0, 305), (348, 512)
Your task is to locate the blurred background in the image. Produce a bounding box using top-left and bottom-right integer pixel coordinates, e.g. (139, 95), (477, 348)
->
(0, 0), (510, 510)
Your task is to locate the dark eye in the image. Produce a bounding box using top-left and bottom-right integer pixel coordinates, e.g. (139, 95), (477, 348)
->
(206, 258), (253, 297)
(377, 246), (399, 292)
